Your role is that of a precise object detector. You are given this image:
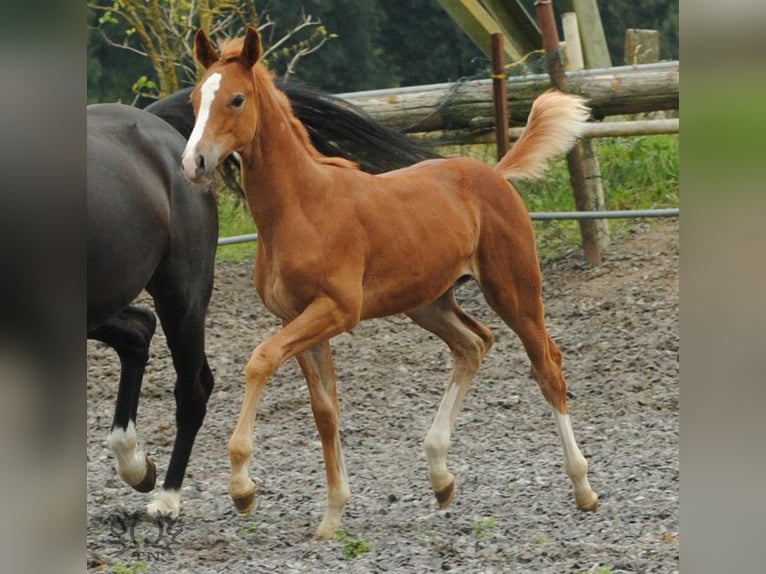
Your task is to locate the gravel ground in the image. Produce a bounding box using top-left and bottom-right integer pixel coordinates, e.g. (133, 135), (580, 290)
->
(87, 220), (679, 573)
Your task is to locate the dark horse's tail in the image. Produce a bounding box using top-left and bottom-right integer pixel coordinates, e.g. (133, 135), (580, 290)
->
(145, 79), (440, 195)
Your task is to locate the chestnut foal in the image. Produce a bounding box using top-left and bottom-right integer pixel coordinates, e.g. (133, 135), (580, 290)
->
(182, 26), (598, 539)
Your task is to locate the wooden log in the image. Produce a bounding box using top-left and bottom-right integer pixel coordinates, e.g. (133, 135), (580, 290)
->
(481, 0), (541, 54)
(433, 0), (519, 60)
(337, 62), (679, 133)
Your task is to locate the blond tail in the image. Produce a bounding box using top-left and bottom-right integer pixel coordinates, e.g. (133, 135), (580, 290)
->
(494, 90), (590, 181)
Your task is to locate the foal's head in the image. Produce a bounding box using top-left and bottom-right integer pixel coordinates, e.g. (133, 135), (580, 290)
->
(182, 26), (264, 185)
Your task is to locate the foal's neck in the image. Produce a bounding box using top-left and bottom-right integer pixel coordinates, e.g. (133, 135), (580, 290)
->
(241, 65), (347, 226)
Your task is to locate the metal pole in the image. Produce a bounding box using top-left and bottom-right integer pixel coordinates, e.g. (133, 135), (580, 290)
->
(217, 209), (679, 246)
(491, 33), (509, 161)
(530, 208), (678, 220)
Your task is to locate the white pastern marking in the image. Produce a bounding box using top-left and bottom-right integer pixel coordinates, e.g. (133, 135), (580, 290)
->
(425, 383), (461, 472)
(552, 410), (587, 478)
(107, 422), (147, 486)
(146, 489), (181, 518)
(552, 410), (597, 507)
(182, 72), (222, 176)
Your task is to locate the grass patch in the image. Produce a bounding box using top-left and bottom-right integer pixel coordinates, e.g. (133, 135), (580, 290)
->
(215, 192), (257, 263)
(334, 528), (372, 559)
(108, 560), (149, 574)
(473, 516), (498, 539)
(238, 521), (262, 535)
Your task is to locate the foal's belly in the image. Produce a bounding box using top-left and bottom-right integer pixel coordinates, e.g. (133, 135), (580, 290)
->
(359, 257), (470, 319)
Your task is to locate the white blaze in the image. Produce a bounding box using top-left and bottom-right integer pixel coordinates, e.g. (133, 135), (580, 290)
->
(182, 72), (222, 177)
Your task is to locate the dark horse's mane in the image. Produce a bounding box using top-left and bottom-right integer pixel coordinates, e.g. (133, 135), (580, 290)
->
(144, 79), (440, 196)
(273, 79), (441, 172)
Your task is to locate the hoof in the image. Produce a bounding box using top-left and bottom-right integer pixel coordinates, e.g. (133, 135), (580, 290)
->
(232, 488), (256, 514)
(146, 489), (181, 518)
(314, 523), (338, 541)
(434, 478), (456, 509)
(576, 491), (599, 512)
(132, 456), (156, 493)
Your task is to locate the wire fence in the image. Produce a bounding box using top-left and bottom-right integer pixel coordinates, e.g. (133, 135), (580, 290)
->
(217, 208), (679, 246)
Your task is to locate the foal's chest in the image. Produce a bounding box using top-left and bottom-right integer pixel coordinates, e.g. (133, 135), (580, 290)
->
(254, 249), (314, 322)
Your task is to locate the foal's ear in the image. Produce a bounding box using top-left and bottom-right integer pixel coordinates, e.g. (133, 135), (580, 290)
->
(240, 26), (263, 69)
(195, 29), (219, 69)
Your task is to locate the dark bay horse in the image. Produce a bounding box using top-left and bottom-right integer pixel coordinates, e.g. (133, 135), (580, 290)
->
(88, 103), (217, 517)
(88, 78), (437, 517)
(181, 26), (599, 539)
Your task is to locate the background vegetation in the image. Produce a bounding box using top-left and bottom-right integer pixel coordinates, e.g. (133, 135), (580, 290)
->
(88, 0), (678, 103)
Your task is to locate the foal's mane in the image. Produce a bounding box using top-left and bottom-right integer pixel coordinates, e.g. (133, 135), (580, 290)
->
(219, 37), (359, 171)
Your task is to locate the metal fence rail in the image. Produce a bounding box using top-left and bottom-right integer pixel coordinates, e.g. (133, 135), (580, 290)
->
(217, 208), (679, 246)
(530, 208), (678, 221)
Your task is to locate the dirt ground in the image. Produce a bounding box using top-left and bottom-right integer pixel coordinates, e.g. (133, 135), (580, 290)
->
(87, 219), (678, 573)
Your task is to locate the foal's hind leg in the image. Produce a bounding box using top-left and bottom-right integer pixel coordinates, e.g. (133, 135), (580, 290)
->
(407, 288), (494, 508)
(481, 268), (598, 511)
(90, 306), (158, 493)
(294, 340), (350, 539)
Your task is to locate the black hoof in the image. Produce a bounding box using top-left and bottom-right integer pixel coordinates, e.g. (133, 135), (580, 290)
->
(132, 455), (156, 493)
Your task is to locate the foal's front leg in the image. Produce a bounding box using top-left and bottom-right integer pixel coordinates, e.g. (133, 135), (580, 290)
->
(295, 341), (350, 539)
(228, 297), (356, 519)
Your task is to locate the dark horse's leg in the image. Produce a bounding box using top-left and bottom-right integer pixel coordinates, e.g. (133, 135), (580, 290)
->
(89, 306), (158, 493)
(144, 265), (215, 517)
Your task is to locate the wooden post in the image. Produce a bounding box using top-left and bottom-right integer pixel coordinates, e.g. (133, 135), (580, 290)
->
(625, 29), (660, 65)
(535, 0), (602, 265)
(561, 12), (584, 70)
(491, 33), (509, 161)
(569, 0), (612, 68)
(563, 12), (610, 250)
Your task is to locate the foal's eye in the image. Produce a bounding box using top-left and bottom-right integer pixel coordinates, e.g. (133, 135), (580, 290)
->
(231, 95), (245, 108)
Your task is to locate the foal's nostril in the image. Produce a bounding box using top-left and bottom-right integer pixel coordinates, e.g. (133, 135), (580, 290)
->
(196, 155), (205, 171)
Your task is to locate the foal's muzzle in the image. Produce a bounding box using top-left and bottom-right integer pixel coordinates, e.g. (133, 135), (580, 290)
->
(181, 151), (214, 185)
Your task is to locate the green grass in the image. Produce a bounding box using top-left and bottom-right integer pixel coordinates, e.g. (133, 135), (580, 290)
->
(215, 193), (257, 262)
(108, 560), (149, 574)
(215, 133), (679, 263)
(473, 516), (498, 539)
(334, 528), (372, 559)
